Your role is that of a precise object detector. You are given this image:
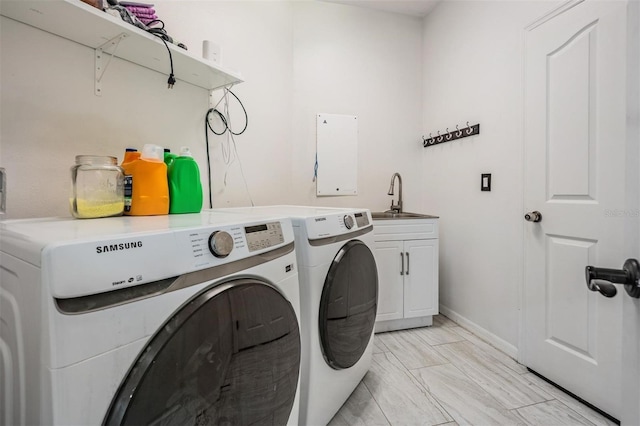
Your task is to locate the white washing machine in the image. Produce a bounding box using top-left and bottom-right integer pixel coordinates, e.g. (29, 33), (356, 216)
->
(211, 206), (378, 426)
(0, 212), (302, 426)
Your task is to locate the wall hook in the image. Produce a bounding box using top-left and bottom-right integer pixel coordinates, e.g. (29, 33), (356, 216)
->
(466, 121), (473, 135)
(422, 122), (481, 148)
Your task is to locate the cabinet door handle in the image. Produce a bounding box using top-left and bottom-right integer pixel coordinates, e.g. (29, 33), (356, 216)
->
(400, 252), (404, 276)
(406, 252), (410, 275)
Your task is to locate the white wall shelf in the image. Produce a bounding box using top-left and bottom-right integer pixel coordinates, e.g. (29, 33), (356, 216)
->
(0, 0), (243, 91)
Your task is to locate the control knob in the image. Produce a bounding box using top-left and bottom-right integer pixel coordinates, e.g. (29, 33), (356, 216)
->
(208, 231), (234, 258)
(344, 215), (354, 230)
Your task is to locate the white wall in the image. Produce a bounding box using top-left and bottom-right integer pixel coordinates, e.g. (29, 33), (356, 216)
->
(154, 0), (296, 208)
(290, 1), (423, 212)
(420, 1), (560, 349)
(0, 1), (422, 219)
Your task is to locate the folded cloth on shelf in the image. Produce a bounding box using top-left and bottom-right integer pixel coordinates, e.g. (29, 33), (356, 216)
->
(128, 10), (158, 19)
(105, 4), (147, 30)
(138, 16), (159, 24)
(119, 1), (154, 7)
(125, 5), (156, 14)
(124, 8), (159, 22)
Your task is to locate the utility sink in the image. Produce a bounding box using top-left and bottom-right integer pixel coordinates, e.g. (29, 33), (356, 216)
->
(371, 211), (439, 220)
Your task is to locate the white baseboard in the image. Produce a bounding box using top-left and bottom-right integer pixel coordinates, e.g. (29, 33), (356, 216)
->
(439, 304), (519, 360)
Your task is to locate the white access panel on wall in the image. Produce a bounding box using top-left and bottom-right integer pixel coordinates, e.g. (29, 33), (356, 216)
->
(316, 113), (358, 196)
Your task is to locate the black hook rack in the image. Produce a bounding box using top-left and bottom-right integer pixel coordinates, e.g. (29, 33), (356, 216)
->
(422, 122), (480, 147)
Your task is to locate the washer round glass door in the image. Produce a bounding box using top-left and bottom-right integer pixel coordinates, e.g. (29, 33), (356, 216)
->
(319, 240), (378, 369)
(104, 279), (300, 426)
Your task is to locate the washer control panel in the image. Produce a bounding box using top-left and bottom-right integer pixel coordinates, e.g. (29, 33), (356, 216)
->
(245, 222), (285, 252)
(208, 231), (234, 258)
(187, 220), (287, 268)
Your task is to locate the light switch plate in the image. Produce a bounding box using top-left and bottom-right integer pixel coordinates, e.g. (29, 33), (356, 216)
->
(481, 173), (491, 191)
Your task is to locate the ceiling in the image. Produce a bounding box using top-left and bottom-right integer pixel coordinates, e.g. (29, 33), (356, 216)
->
(320, 0), (442, 18)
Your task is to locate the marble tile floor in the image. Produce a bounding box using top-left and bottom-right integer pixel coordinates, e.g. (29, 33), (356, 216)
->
(328, 315), (617, 426)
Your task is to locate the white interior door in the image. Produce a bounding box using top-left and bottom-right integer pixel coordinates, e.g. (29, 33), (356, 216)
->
(622, 2), (640, 424)
(523, 0), (628, 418)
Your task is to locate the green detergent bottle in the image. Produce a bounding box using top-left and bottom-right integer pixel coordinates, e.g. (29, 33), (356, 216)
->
(164, 148), (177, 167)
(168, 147), (203, 214)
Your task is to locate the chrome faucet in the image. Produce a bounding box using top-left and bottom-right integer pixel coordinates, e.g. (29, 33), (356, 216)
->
(387, 172), (403, 213)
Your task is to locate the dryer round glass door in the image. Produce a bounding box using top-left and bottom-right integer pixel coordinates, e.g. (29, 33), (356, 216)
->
(319, 240), (378, 369)
(104, 279), (300, 426)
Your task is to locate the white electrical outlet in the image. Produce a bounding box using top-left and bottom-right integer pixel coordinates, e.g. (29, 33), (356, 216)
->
(202, 40), (221, 65)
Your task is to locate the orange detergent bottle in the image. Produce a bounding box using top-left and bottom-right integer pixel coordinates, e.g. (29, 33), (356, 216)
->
(122, 144), (169, 216)
(121, 148), (140, 167)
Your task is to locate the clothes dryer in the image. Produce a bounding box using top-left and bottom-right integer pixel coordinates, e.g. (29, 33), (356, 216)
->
(0, 212), (301, 426)
(211, 206), (378, 426)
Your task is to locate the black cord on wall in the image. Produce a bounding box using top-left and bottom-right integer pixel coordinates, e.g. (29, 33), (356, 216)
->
(204, 89), (249, 208)
(146, 20), (176, 88)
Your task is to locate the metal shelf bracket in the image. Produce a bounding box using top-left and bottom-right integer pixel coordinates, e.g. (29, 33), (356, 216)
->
(208, 83), (236, 110)
(95, 33), (128, 96)
(209, 89), (215, 110)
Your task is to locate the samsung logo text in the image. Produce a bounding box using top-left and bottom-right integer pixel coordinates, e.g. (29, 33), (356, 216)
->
(96, 241), (143, 254)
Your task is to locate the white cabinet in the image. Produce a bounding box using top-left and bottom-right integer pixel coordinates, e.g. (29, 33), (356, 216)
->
(374, 240), (405, 322)
(404, 239), (438, 318)
(373, 217), (439, 333)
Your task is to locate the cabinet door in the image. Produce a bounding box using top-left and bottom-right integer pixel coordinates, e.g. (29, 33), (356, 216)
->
(373, 241), (404, 322)
(403, 239), (439, 318)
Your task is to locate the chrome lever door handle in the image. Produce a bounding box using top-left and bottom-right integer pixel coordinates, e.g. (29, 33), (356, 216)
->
(400, 252), (404, 276)
(585, 259), (640, 298)
(524, 211), (542, 222)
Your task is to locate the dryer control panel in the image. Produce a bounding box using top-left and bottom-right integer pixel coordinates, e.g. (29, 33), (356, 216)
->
(353, 211), (370, 228)
(305, 210), (373, 240)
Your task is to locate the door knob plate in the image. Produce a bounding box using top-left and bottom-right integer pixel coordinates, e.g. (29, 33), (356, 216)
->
(585, 258), (640, 298)
(525, 211), (542, 222)
(623, 259), (640, 298)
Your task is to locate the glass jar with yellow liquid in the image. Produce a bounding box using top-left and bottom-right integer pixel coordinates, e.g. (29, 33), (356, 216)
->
(70, 155), (124, 219)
